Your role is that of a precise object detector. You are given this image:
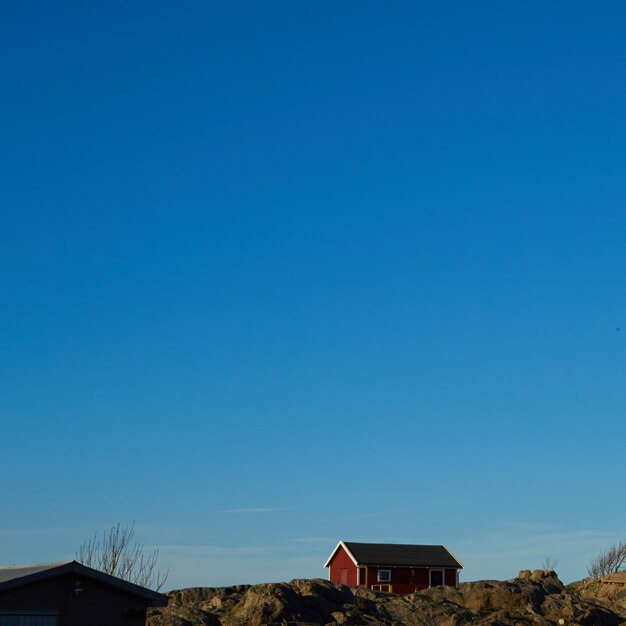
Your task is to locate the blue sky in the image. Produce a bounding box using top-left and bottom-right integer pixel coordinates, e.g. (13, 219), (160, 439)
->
(1, 1), (625, 588)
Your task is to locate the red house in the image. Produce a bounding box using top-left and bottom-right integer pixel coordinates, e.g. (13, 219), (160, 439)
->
(324, 541), (463, 595)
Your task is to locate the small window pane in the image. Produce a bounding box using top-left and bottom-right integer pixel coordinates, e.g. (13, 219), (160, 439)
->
(377, 569), (391, 582)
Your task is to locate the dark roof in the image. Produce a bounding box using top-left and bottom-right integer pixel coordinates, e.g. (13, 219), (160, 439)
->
(0, 560), (167, 605)
(0, 562), (70, 585)
(343, 542), (463, 568)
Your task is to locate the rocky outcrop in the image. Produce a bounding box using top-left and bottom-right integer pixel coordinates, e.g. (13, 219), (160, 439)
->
(148, 570), (626, 626)
(568, 571), (626, 615)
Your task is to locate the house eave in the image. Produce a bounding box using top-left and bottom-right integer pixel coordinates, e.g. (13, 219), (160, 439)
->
(324, 540), (360, 569)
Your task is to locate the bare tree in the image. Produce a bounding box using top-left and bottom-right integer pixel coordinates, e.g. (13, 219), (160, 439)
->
(541, 556), (559, 571)
(587, 540), (626, 578)
(77, 522), (168, 591)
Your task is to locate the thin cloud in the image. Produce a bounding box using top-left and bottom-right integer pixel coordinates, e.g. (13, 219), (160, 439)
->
(0, 528), (73, 537)
(159, 550), (324, 589)
(455, 524), (617, 583)
(159, 544), (269, 557)
(222, 507), (291, 514)
(459, 526), (613, 558)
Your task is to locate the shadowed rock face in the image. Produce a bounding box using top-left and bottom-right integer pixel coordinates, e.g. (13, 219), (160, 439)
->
(148, 570), (626, 626)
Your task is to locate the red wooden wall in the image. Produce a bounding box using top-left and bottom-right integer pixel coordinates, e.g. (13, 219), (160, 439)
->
(327, 545), (358, 586)
(328, 546), (460, 595)
(445, 568), (458, 586)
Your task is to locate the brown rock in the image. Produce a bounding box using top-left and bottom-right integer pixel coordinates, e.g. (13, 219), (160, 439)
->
(147, 572), (626, 626)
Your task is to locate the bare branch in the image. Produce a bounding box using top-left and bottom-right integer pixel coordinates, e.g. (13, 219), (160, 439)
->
(587, 540), (626, 578)
(76, 522), (168, 591)
(541, 556), (559, 571)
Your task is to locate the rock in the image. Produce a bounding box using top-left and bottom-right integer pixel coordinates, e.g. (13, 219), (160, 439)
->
(148, 605), (219, 626)
(567, 572), (626, 616)
(530, 569), (558, 581)
(147, 572), (626, 626)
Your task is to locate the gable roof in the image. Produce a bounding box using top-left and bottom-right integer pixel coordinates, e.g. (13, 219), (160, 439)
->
(325, 541), (463, 569)
(0, 560), (167, 605)
(0, 562), (69, 585)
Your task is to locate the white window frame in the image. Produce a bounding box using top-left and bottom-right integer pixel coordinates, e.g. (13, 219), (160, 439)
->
(357, 567), (366, 585)
(429, 568), (444, 587)
(377, 569), (391, 582)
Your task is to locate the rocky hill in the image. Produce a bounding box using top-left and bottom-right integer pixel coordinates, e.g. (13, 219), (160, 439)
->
(148, 570), (626, 626)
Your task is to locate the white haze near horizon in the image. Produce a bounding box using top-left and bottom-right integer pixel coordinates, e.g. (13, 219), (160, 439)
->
(0, 522), (619, 590)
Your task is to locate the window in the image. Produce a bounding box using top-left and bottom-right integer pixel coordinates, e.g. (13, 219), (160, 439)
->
(377, 569), (391, 582)
(429, 569), (444, 587)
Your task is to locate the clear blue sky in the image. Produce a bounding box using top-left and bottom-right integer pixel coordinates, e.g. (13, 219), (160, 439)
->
(1, 1), (625, 589)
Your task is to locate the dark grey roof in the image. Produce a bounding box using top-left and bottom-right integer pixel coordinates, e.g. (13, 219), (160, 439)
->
(0, 562), (71, 585)
(0, 560), (167, 605)
(344, 542), (463, 568)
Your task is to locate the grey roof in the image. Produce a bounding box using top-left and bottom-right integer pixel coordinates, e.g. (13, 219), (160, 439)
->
(344, 542), (463, 568)
(0, 562), (71, 585)
(0, 560), (167, 605)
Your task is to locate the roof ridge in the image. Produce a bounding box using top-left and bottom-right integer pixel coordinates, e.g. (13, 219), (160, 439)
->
(345, 541), (445, 546)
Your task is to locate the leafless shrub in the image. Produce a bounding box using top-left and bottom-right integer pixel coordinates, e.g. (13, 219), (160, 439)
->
(541, 556), (559, 571)
(77, 522), (168, 591)
(587, 540), (626, 578)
